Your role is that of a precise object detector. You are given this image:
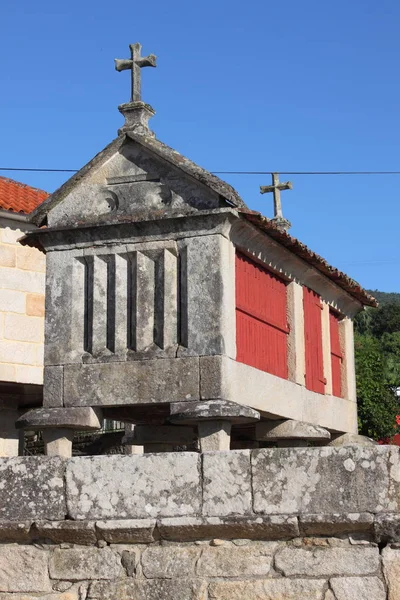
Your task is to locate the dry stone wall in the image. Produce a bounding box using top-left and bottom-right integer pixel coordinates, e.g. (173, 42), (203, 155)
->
(1, 447), (400, 599)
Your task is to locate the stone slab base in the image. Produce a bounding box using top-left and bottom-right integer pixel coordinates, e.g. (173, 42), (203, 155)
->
(1, 447), (400, 599)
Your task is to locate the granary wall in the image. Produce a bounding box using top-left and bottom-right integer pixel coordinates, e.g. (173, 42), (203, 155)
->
(0, 218), (45, 385)
(0, 447), (400, 599)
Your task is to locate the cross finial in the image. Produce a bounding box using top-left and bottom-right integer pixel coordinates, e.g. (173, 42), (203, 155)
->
(260, 173), (293, 232)
(115, 43), (157, 103)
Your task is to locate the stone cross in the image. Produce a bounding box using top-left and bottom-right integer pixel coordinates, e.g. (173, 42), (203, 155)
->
(115, 43), (157, 103)
(260, 173), (293, 231)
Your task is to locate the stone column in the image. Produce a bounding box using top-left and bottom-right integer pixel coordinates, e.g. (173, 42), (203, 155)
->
(287, 281), (306, 386)
(339, 317), (357, 402)
(170, 400), (260, 452)
(197, 421), (231, 451)
(42, 429), (74, 458)
(321, 302), (332, 396)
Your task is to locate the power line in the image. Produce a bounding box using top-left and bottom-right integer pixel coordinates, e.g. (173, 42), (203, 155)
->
(2, 167), (400, 175)
(212, 171), (400, 175)
(0, 168), (77, 173)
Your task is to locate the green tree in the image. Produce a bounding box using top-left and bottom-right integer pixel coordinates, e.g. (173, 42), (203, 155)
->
(370, 303), (400, 338)
(354, 333), (399, 440)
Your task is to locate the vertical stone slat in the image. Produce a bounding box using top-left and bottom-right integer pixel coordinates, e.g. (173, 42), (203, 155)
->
(114, 254), (129, 354)
(127, 251), (138, 351)
(91, 256), (108, 355)
(136, 252), (155, 351)
(161, 248), (178, 349)
(179, 245), (188, 348)
(106, 256), (116, 353)
(71, 257), (87, 354)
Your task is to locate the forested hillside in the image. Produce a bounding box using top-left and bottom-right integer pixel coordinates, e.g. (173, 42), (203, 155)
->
(354, 291), (400, 440)
(367, 290), (400, 306)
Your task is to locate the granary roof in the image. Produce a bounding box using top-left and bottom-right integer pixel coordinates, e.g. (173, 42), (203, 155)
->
(240, 209), (378, 308)
(0, 176), (49, 214)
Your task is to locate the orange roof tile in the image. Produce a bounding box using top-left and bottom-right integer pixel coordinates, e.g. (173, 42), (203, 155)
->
(0, 176), (49, 215)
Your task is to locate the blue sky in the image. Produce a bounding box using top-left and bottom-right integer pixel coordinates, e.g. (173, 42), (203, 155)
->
(0, 0), (399, 293)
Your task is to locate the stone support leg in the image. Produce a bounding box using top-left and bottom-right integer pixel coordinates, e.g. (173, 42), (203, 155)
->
(0, 410), (20, 457)
(123, 424), (143, 455)
(198, 421), (231, 451)
(42, 429), (74, 458)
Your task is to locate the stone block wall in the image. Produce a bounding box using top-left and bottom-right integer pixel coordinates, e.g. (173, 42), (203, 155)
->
(1, 447), (400, 598)
(0, 224), (45, 385)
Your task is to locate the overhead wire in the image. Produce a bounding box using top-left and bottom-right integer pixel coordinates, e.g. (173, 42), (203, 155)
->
(2, 168), (400, 175)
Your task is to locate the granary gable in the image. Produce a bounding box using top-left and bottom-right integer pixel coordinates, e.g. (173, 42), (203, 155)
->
(29, 128), (246, 230)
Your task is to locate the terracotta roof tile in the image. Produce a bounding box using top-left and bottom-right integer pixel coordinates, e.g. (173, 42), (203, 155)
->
(0, 176), (49, 214)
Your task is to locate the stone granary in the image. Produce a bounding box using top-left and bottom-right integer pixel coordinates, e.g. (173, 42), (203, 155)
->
(14, 43), (377, 457)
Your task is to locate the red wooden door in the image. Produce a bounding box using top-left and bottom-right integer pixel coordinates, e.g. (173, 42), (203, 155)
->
(329, 310), (343, 397)
(303, 287), (325, 394)
(236, 252), (288, 379)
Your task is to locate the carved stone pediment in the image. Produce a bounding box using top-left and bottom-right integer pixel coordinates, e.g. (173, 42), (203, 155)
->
(43, 137), (235, 228)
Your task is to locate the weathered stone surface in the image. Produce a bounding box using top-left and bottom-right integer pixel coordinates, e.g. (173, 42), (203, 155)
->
(0, 593), (77, 600)
(49, 548), (121, 580)
(252, 447), (395, 515)
(96, 519), (155, 543)
(0, 457), (66, 520)
(275, 546), (379, 576)
(170, 400), (259, 424)
(203, 451), (252, 516)
(330, 576), (386, 600)
(16, 407), (103, 430)
(383, 547), (400, 600)
(208, 579), (326, 600)
(63, 358), (200, 406)
(42, 429), (74, 458)
(197, 543), (277, 577)
(33, 521), (97, 544)
(299, 513), (374, 536)
(375, 513), (400, 542)
(141, 546), (200, 578)
(88, 578), (207, 600)
(329, 433), (377, 446)
(0, 546), (51, 592)
(256, 419), (330, 442)
(198, 421), (231, 451)
(158, 515), (299, 541)
(43, 365), (64, 407)
(66, 454), (201, 519)
(0, 521), (31, 542)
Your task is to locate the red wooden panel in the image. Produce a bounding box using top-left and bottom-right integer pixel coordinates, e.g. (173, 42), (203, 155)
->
(235, 252), (288, 379)
(330, 310), (343, 398)
(303, 287), (325, 394)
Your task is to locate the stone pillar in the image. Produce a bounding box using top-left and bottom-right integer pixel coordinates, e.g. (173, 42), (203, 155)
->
(198, 421), (231, 451)
(123, 424), (143, 455)
(0, 409), (19, 457)
(42, 428), (74, 458)
(170, 400), (260, 452)
(321, 302), (332, 396)
(15, 407), (103, 458)
(339, 317), (357, 402)
(287, 281), (306, 385)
